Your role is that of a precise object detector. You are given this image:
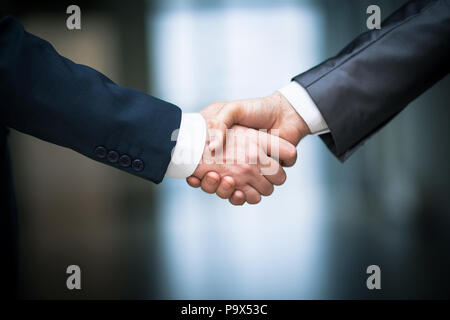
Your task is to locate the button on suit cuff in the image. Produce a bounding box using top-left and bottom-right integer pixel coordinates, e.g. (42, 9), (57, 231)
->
(165, 113), (206, 179)
(278, 81), (330, 135)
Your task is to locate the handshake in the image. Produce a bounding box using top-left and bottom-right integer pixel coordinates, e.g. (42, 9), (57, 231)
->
(183, 92), (311, 206)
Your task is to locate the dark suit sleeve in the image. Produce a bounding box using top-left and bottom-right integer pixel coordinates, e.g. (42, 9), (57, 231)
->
(293, 0), (450, 161)
(0, 14), (181, 183)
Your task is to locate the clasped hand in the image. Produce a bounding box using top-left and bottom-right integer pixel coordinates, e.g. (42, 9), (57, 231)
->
(187, 92), (311, 205)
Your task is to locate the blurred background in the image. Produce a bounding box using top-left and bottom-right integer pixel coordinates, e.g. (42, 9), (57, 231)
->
(4, 0), (450, 299)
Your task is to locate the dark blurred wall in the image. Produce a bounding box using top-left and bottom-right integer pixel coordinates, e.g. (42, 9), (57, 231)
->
(317, 0), (450, 298)
(5, 0), (162, 299)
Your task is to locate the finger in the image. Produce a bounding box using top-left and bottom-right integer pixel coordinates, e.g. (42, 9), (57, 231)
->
(186, 176), (201, 188)
(216, 176), (236, 199)
(249, 173), (274, 197)
(209, 102), (244, 150)
(261, 157), (287, 186)
(202, 102), (228, 151)
(201, 101), (227, 118)
(215, 102), (243, 129)
(229, 190), (246, 206)
(258, 131), (297, 167)
(242, 185), (262, 204)
(279, 140), (297, 167)
(201, 172), (221, 194)
(216, 98), (278, 130)
(207, 119), (228, 152)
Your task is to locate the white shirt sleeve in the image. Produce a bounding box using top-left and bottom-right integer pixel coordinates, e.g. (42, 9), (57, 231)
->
(278, 81), (330, 135)
(165, 113), (206, 179)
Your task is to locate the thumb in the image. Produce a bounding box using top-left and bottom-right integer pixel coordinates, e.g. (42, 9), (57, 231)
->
(215, 102), (241, 127)
(206, 119), (227, 152)
(208, 103), (241, 150)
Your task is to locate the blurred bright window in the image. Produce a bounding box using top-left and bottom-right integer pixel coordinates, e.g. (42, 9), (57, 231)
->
(147, 0), (330, 299)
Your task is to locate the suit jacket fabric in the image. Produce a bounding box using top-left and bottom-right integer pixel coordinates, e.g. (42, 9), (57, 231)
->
(0, 12), (181, 298)
(294, 0), (450, 161)
(0, 14), (181, 183)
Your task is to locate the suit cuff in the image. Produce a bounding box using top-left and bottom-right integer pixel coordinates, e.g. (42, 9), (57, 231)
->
(165, 113), (206, 179)
(278, 81), (330, 135)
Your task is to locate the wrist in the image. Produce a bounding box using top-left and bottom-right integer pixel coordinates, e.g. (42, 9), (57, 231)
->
(277, 82), (330, 136)
(271, 91), (311, 142)
(165, 113), (207, 179)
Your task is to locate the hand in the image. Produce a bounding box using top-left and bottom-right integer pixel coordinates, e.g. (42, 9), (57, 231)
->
(187, 94), (309, 204)
(207, 92), (310, 150)
(189, 124), (297, 205)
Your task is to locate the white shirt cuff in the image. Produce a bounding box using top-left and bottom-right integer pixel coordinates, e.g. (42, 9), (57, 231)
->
(165, 113), (206, 179)
(278, 81), (330, 135)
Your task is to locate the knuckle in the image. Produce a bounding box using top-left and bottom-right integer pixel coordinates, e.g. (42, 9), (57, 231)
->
(228, 180), (236, 189)
(217, 191), (229, 199)
(265, 184), (274, 196)
(288, 147), (298, 163)
(230, 198), (243, 206)
(230, 193), (244, 205)
(248, 194), (261, 205)
(277, 172), (287, 186)
(201, 187), (215, 194)
(235, 192), (245, 201)
(187, 179), (199, 188)
(201, 181), (217, 193)
(241, 164), (253, 174)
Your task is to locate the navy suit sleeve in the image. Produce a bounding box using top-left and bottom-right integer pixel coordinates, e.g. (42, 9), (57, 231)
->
(0, 14), (181, 183)
(293, 0), (450, 161)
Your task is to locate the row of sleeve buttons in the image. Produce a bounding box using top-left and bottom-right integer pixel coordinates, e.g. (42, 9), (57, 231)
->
(94, 146), (144, 172)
